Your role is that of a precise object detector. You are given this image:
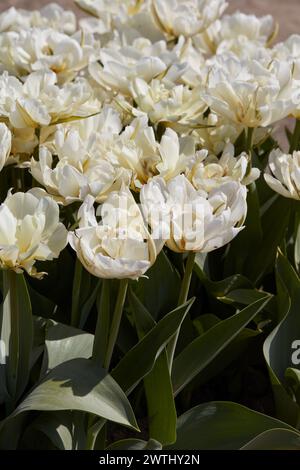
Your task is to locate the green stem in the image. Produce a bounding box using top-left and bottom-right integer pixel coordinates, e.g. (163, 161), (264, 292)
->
(289, 119), (300, 153)
(103, 279), (128, 370)
(2, 270), (19, 404)
(167, 252), (196, 372)
(246, 127), (254, 155)
(93, 280), (110, 366)
(71, 259), (83, 327)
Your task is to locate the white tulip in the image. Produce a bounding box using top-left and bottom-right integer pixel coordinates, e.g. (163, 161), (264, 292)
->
(273, 35), (300, 61)
(0, 189), (68, 277)
(0, 123), (12, 171)
(69, 187), (159, 279)
(141, 174), (247, 253)
(204, 54), (300, 128)
(192, 113), (243, 155)
(101, 117), (195, 188)
(0, 4), (76, 34)
(130, 77), (207, 128)
(218, 12), (276, 46)
(30, 107), (130, 204)
(264, 148), (300, 200)
(151, 0), (227, 38)
(88, 38), (177, 95)
(188, 142), (260, 193)
(0, 28), (100, 83)
(156, 128), (195, 181)
(6, 70), (100, 129)
(75, 0), (146, 21)
(104, 115), (159, 188)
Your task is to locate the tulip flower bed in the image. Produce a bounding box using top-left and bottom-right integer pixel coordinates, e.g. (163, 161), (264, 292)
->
(1, 0), (300, 451)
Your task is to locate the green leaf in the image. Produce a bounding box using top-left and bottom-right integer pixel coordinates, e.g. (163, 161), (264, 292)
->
(263, 252), (300, 425)
(132, 250), (181, 320)
(112, 298), (194, 394)
(5, 358), (138, 431)
(240, 428), (300, 450)
(107, 438), (162, 450)
(246, 196), (291, 283)
(41, 320), (94, 374)
(225, 183), (263, 275)
(168, 402), (295, 450)
(172, 296), (271, 395)
(189, 328), (260, 389)
(21, 411), (86, 450)
(285, 368), (300, 405)
(92, 280), (111, 365)
(194, 259), (253, 299)
(0, 271), (33, 404)
(71, 259), (99, 328)
(129, 290), (177, 445)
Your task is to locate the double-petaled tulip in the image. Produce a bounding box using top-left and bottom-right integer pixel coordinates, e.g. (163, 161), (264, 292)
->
(151, 0), (227, 38)
(0, 28), (100, 83)
(264, 148), (300, 200)
(69, 186), (160, 279)
(204, 55), (300, 128)
(7, 70), (100, 129)
(88, 38), (175, 95)
(141, 174), (247, 253)
(0, 123), (11, 171)
(130, 77), (206, 128)
(0, 4), (76, 34)
(188, 142), (260, 193)
(30, 107), (130, 204)
(0, 189), (68, 277)
(199, 12), (276, 56)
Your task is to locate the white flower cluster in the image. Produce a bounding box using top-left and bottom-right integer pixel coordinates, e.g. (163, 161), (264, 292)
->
(0, 1), (299, 279)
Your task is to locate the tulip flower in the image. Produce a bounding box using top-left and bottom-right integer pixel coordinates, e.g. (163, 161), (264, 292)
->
(188, 142), (260, 193)
(151, 0), (228, 38)
(0, 189), (68, 277)
(264, 148), (300, 200)
(141, 174), (247, 254)
(69, 186), (160, 280)
(0, 123), (11, 171)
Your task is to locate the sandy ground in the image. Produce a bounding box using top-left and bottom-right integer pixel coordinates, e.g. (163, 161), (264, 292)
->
(0, 0), (299, 42)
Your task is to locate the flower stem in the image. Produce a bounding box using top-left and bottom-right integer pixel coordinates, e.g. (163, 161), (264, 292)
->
(167, 251), (196, 372)
(103, 279), (129, 370)
(289, 119), (300, 153)
(246, 127), (254, 155)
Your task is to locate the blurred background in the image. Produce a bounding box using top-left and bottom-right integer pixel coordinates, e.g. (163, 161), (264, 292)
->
(0, 0), (298, 42)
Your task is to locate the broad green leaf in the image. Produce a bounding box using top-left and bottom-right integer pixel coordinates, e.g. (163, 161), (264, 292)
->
(112, 298), (194, 394)
(41, 320), (94, 374)
(225, 183), (263, 275)
(189, 328), (260, 389)
(132, 250), (181, 320)
(246, 196), (291, 283)
(168, 401), (294, 450)
(194, 259), (253, 299)
(71, 259), (99, 328)
(220, 288), (271, 306)
(240, 428), (300, 450)
(285, 368), (300, 405)
(172, 296), (271, 395)
(129, 290), (177, 446)
(107, 439), (162, 450)
(263, 252), (300, 425)
(5, 358), (138, 431)
(0, 271), (33, 403)
(21, 411), (86, 450)
(93, 280), (111, 365)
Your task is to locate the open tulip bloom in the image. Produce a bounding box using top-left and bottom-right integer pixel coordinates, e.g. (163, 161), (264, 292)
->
(1, 0), (300, 453)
